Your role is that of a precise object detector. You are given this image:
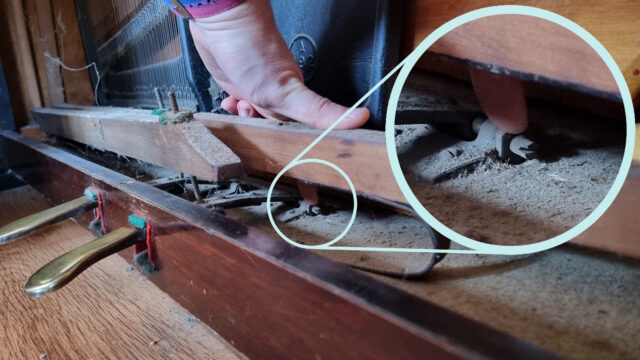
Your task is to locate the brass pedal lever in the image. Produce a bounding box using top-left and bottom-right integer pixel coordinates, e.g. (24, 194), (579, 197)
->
(0, 195), (97, 245)
(25, 225), (144, 298)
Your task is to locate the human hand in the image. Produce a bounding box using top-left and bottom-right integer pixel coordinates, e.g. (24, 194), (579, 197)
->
(470, 68), (529, 134)
(189, 0), (370, 129)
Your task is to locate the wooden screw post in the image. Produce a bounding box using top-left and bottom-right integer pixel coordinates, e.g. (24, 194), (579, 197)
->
(168, 91), (179, 113)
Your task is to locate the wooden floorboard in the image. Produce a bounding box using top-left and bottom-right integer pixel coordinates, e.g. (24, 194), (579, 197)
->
(0, 185), (243, 360)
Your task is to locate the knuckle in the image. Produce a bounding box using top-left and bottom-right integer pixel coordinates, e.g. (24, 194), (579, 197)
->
(248, 69), (301, 110)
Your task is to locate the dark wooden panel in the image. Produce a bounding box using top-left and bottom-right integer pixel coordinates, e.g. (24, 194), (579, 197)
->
(0, 131), (556, 359)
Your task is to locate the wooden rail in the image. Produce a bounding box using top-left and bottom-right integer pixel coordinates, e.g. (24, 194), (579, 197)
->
(0, 131), (555, 359)
(33, 106), (406, 203)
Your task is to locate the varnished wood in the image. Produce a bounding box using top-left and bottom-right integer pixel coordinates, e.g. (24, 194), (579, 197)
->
(404, 0), (640, 101)
(0, 185), (243, 359)
(573, 162), (640, 259)
(198, 113), (405, 203)
(0, 130), (554, 359)
(428, 15), (615, 96)
(32, 107), (244, 181)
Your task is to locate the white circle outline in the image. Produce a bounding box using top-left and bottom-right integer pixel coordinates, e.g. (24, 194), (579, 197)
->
(266, 159), (358, 249)
(385, 6), (636, 255)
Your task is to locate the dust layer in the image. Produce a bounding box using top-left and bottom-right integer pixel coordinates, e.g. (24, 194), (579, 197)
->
(395, 122), (624, 245)
(223, 194), (640, 359)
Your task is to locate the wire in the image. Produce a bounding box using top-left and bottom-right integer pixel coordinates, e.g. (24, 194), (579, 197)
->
(43, 52), (102, 106)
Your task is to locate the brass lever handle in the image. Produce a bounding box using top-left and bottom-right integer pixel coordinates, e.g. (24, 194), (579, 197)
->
(25, 226), (142, 298)
(0, 196), (97, 245)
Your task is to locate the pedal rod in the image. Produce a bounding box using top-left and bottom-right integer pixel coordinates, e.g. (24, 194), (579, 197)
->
(0, 196), (97, 245)
(25, 226), (142, 298)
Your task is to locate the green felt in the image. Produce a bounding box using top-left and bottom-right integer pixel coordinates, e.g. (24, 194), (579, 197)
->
(128, 214), (147, 229)
(83, 188), (98, 201)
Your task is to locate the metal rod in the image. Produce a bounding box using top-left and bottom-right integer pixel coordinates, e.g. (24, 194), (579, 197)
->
(154, 87), (165, 108)
(168, 91), (179, 112)
(0, 196), (97, 245)
(25, 226), (142, 298)
(190, 175), (203, 202)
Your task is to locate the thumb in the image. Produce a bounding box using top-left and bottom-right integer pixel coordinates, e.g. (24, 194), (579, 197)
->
(470, 68), (528, 134)
(276, 80), (370, 130)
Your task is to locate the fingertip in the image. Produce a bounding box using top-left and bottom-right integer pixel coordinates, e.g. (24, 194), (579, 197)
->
(495, 117), (528, 134)
(296, 182), (319, 205)
(221, 97), (239, 115)
(470, 68), (528, 135)
(237, 100), (258, 118)
(334, 107), (370, 130)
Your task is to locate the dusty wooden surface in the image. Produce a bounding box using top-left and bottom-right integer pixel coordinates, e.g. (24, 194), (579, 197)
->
(404, 0), (640, 100)
(32, 106), (404, 203)
(32, 107), (243, 181)
(572, 161), (640, 259)
(0, 185), (243, 360)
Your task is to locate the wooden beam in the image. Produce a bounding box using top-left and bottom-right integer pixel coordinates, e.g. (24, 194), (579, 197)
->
(430, 15), (616, 96)
(0, 130), (554, 359)
(403, 0), (640, 100)
(196, 113), (406, 203)
(32, 107), (243, 181)
(33, 106), (405, 203)
(30, 106), (640, 261)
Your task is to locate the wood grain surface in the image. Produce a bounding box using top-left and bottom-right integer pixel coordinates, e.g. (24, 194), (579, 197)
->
(404, 0), (640, 100)
(0, 185), (243, 360)
(0, 0), (42, 126)
(33, 107), (243, 181)
(24, 0), (65, 106)
(430, 15), (616, 95)
(573, 161), (640, 259)
(50, 0), (95, 105)
(32, 106), (405, 203)
(1, 130), (554, 360)
(199, 113), (405, 203)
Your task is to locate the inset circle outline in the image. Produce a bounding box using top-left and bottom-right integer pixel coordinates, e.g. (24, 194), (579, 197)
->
(385, 6), (636, 255)
(266, 158), (358, 249)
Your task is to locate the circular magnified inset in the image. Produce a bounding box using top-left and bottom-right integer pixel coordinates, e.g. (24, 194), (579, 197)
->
(386, 7), (635, 255)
